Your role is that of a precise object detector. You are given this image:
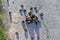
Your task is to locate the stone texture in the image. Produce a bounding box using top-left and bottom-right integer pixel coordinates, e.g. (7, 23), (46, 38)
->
(3, 0), (60, 40)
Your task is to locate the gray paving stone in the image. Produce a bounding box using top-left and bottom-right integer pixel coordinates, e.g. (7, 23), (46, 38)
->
(3, 0), (60, 40)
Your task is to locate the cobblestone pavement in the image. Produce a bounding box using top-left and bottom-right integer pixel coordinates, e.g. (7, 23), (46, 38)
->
(3, 0), (60, 40)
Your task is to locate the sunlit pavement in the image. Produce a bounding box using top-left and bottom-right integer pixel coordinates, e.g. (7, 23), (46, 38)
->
(3, 0), (60, 40)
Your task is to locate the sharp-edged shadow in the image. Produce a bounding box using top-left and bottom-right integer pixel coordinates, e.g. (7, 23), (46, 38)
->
(34, 22), (41, 40)
(26, 23), (35, 40)
(21, 21), (28, 39)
